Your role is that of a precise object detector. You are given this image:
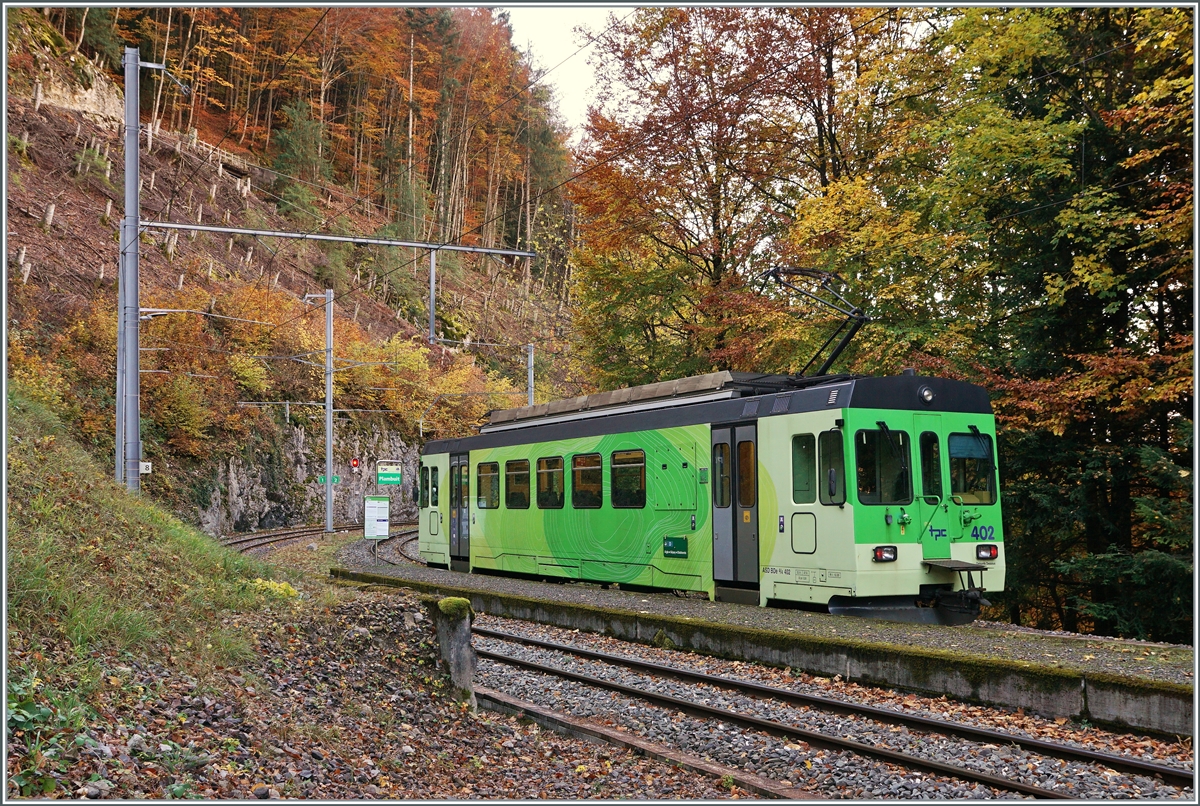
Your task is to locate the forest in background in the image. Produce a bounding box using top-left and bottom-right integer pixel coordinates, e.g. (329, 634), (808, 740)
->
(570, 7), (1192, 642)
(37, 5), (574, 292)
(8, 7), (1194, 641)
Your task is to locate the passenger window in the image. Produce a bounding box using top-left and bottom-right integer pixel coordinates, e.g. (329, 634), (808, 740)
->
(536, 457), (564, 509)
(949, 433), (996, 504)
(856, 429), (913, 505)
(736, 441), (756, 507)
(477, 462), (499, 509)
(791, 434), (816, 504)
(430, 467), (439, 506)
(611, 450), (646, 508)
(818, 431), (845, 506)
(920, 432), (943, 500)
(505, 460), (530, 509)
(450, 465), (460, 509)
(572, 454), (602, 509)
(420, 466), (429, 508)
(712, 443), (731, 508)
(460, 465), (469, 507)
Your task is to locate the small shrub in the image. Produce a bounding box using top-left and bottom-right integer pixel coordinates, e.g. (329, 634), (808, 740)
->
(251, 578), (299, 599)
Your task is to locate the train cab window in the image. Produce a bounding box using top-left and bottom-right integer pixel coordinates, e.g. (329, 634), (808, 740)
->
(791, 434), (816, 504)
(818, 431), (846, 506)
(430, 467), (439, 506)
(572, 454), (603, 509)
(712, 443), (731, 508)
(477, 462), (499, 509)
(420, 466), (429, 508)
(736, 441), (756, 507)
(855, 428), (913, 505)
(948, 433), (996, 504)
(536, 457), (565, 509)
(919, 432), (943, 501)
(611, 450), (646, 508)
(505, 460), (530, 509)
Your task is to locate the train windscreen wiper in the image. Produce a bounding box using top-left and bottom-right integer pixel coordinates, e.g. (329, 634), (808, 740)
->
(877, 419), (911, 499)
(968, 425), (994, 473)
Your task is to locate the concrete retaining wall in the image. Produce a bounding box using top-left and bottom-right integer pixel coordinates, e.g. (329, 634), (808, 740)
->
(332, 568), (1194, 737)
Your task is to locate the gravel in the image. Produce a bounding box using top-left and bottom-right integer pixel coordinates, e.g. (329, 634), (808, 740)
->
(338, 537), (1195, 686)
(471, 616), (1195, 800)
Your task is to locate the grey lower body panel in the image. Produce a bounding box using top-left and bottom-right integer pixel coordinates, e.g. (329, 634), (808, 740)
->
(827, 594), (982, 626)
(715, 585), (760, 605)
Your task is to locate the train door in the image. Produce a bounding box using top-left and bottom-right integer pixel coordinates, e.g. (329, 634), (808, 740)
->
(914, 414), (950, 560)
(711, 424), (759, 603)
(449, 453), (470, 572)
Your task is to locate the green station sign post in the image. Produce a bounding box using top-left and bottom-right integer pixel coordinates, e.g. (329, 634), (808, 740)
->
(376, 462), (403, 486)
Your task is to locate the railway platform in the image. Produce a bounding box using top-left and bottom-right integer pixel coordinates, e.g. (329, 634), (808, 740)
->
(331, 540), (1192, 737)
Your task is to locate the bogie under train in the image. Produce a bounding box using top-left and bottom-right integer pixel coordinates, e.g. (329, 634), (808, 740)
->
(418, 370), (1003, 625)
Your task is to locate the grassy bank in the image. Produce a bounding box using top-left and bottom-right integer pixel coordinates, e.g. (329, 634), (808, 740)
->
(5, 384), (291, 796)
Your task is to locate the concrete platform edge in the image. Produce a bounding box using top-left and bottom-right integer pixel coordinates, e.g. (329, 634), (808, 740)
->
(331, 567), (1194, 737)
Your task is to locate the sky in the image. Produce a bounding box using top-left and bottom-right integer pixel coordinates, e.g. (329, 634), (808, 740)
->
(501, 5), (626, 146)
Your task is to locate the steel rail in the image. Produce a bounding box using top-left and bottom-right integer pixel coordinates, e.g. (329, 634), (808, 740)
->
(221, 522), (418, 551)
(474, 628), (1193, 790)
(477, 647), (1071, 799)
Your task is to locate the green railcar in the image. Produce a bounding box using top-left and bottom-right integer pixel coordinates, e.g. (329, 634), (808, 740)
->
(418, 370), (1004, 625)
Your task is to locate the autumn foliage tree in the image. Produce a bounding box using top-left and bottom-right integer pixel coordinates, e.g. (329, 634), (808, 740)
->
(571, 6), (1192, 640)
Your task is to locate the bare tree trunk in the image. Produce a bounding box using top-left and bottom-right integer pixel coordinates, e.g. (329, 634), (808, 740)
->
(522, 141), (532, 292)
(74, 7), (89, 52)
(407, 33), (414, 177)
(150, 8), (173, 148)
(263, 85), (274, 149)
(239, 15), (259, 145)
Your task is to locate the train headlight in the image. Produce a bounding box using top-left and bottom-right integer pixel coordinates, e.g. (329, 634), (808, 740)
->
(918, 385), (935, 405)
(976, 544), (998, 560)
(872, 545), (897, 562)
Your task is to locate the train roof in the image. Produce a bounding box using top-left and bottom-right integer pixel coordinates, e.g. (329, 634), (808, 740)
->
(422, 371), (992, 455)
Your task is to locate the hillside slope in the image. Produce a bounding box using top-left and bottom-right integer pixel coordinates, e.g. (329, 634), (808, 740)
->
(6, 9), (581, 530)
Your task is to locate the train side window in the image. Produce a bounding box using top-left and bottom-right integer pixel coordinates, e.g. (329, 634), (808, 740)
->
(536, 457), (564, 509)
(450, 465), (460, 509)
(477, 462), (499, 509)
(791, 434), (816, 504)
(919, 432), (943, 500)
(505, 460), (530, 509)
(856, 429), (913, 505)
(736, 441), (756, 507)
(572, 454), (603, 509)
(818, 431), (845, 506)
(460, 464), (470, 508)
(948, 433), (996, 504)
(430, 467), (439, 506)
(611, 449), (646, 508)
(712, 443), (731, 508)
(420, 466), (429, 508)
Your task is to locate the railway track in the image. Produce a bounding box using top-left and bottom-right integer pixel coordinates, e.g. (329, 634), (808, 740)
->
(220, 522), (417, 553)
(474, 626), (1194, 799)
(357, 528), (420, 566)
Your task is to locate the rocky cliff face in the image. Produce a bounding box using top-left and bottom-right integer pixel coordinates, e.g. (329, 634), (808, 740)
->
(34, 55), (123, 125)
(197, 421), (420, 536)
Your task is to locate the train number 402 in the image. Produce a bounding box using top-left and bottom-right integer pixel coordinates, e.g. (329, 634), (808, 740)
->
(971, 525), (996, 540)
